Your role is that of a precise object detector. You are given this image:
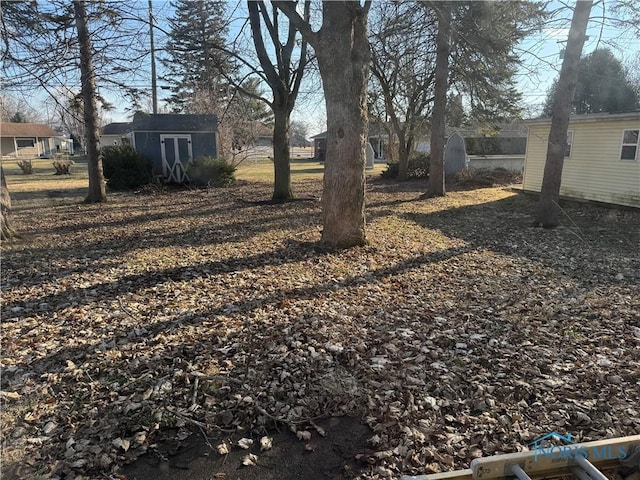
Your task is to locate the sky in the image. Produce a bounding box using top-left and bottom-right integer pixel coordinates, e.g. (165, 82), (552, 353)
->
(4, 0), (639, 136)
(514, 0), (640, 116)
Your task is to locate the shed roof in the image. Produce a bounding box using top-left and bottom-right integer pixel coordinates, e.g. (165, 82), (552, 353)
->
(102, 122), (132, 135)
(131, 113), (217, 132)
(0, 122), (58, 138)
(525, 111), (640, 126)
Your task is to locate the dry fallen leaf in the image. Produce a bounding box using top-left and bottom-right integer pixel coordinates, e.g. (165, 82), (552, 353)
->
(112, 438), (130, 452)
(241, 453), (258, 466)
(237, 438), (253, 449)
(260, 436), (273, 451)
(1, 179), (638, 479)
(0, 391), (21, 400)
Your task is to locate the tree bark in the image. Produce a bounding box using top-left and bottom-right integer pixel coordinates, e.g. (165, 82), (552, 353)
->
(274, 1), (370, 248)
(535, 0), (592, 228)
(272, 107), (293, 200)
(249, 0), (310, 202)
(73, 0), (107, 203)
(1, 166), (15, 240)
(398, 130), (409, 181)
(426, 2), (451, 198)
(316, 3), (369, 247)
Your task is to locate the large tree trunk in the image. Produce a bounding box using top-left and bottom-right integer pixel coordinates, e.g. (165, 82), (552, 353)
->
(535, 1), (592, 228)
(272, 107), (293, 200)
(274, 1), (370, 248)
(397, 130), (409, 181)
(426, 2), (451, 198)
(316, 3), (369, 248)
(73, 0), (106, 203)
(1, 166), (15, 240)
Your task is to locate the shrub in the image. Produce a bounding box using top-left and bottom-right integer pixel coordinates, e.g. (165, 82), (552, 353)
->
(53, 161), (73, 175)
(380, 162), (398, 179)
(102, 144), (153, 190)
(16, 159), (33, 174)
(408, 153), (430, 179)
(381, 153), (430, 180)
(187, 156), (236, 187)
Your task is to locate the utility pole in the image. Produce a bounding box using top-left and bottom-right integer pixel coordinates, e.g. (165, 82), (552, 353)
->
(149, 0), (158, 114)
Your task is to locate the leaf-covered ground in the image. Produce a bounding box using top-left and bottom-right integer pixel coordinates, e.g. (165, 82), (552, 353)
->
(1, 178), (639, 480)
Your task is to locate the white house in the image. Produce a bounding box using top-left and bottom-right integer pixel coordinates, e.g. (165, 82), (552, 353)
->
(523, 112), (640, 208)
(54, 135), (74, 155)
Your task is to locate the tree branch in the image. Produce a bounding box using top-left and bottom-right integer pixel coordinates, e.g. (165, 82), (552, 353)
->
(272, 1), (318, 47)
(248, 1), (281, 88)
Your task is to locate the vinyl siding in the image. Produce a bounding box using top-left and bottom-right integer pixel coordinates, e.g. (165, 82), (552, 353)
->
(1, 137), (56, 157)
(523, 118), (640, 208)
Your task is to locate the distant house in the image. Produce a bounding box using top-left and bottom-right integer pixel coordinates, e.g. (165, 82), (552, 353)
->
(311, 123), (389, 162)
(523, 111), (640, 208)
(102, 113), (218, 183)
(54, 135), (74, 155)
(0, 122), (58, 158)
(100, 122), (132, 147)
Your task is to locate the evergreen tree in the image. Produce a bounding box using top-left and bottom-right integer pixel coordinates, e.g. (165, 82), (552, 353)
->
(542, 49), (639, 116)
(9, 112), (28, 123)
(162, 0), (231, 113)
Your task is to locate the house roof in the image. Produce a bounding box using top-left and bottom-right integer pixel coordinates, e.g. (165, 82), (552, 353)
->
(310, 123), (389, 140)
(131, 113), (217, 132)
(0, 122), (58, 138)
(310, 120), (529, 141)
(101, 122), (132, 135)
(525, 111), (640, 126)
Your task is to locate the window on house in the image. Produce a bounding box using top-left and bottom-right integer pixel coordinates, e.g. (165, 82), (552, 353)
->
(565, 131), (573, 158)
(621, 129), (639, 161)
(16, 138), (35, 148)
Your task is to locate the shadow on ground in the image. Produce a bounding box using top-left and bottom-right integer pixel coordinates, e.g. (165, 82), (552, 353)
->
(121, 417), (372, 480)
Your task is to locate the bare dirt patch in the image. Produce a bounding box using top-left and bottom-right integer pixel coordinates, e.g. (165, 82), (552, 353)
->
(1, 178), (639, 480)
(122, 416), (372, 480)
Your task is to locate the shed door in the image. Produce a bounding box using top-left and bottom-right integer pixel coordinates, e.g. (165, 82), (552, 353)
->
(160, 134), (192, 182)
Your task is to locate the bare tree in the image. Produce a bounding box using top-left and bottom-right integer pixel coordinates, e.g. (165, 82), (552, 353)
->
(273, 0), (371, 248)
(248, 0), (310, 200)
(369, 1), (544, 184)
(290, 120), (309, 147)
(535, 0), (592, 228)
(425, 1), (451, 198)
(369, 2), (435, 181)
(0, 95), (44, 123)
